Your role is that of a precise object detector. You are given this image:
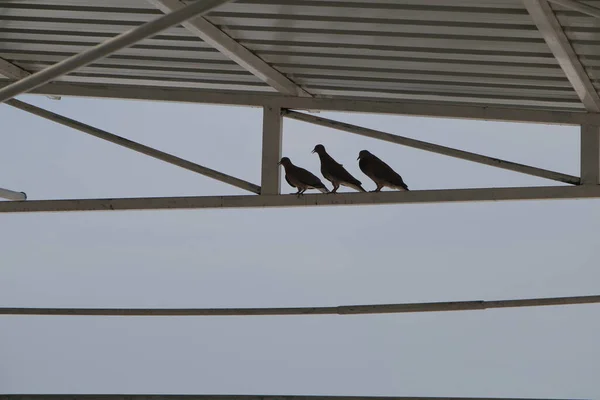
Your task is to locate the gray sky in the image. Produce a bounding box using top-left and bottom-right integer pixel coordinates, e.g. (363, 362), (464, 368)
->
(1, 95), (599, 399)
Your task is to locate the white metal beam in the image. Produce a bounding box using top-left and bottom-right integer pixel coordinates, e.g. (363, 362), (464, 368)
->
(14, 81), (600, 126)
(284, 110), (580, 185)
(1, 186), (600, 213)
(524, 0), (600, 112)
(0, 0), (232, 103)
(260, 106), (283, 195)
(149, 0), (311, 97)
(546, 0), (600, 19)
(581, 124), (600, 185)
(6, 99), (260, 194)
(2, 294), (598, 316)
(0, 187), (26, 201)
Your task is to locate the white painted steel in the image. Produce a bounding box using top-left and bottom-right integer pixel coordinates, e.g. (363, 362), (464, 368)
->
(524, 0), (600, 112)
(0, 0), (595, 111)
(6, 99), (260, 194)
(149, 0), (311, 97)
(0, 188), (27, 201)
(260, 106), (283, 195)
(12, 81), (600, 126)
(1, 186), (600, 214)
(581, 124), (600, 185)
(0, 0), (232, 103)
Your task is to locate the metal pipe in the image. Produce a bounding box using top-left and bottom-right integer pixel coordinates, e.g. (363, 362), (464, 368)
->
(1, 295), (598, 316)
(0, 187), (26, 201)
(0, 0), (232, 103)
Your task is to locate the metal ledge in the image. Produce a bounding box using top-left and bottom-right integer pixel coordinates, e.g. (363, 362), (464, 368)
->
(1, 186), (600, 214)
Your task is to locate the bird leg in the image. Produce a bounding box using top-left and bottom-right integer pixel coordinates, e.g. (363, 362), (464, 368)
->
(371, 185), (383, 193)
(332, 183), (340, 193)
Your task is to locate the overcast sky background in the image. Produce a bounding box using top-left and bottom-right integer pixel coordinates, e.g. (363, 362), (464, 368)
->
(1, 94), (599, 398)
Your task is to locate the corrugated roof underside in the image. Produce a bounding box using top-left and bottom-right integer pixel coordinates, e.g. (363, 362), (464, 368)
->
(1, 0), (599, 110)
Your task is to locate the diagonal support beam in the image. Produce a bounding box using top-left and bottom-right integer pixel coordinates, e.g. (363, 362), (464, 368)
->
(1, 186), (600, 213)
(0, 187), (27, 201)
(524, 0), (600, 112)
(149, 0), (311, 97)
(6, 99), (260, 194)
(546, 0), (600, 19)
(0, 0), (231, 103)
(283, 110), (580, 185)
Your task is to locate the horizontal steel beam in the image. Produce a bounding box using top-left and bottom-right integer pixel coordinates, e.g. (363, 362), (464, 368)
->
(2, 295), (598, 317)
(284, 110), (580, 185)
(14, 82), (600, 126)
(0, 0), (232, 103)
(1, 186), (600, 214)
(0, 187), (27, 201)
(6, 99), (260, 194)
(0, 396), (584, 400)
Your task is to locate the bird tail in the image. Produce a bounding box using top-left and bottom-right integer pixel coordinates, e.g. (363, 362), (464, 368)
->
(348, 183), (367, 192)
(318, 186), (329, 193)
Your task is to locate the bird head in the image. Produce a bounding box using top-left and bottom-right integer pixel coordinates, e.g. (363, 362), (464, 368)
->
(278, 157), (292, 166)
(311, 144), (326, 154)
(357, 150), (372, 160)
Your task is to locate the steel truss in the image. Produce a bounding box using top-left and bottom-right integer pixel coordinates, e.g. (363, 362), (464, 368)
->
(1, 2), (599, 399)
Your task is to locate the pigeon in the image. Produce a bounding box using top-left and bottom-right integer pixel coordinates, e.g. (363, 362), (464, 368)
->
(278, 157), (330, 197)
(357, 150), (409, 192)
(311, 144), (366, 193)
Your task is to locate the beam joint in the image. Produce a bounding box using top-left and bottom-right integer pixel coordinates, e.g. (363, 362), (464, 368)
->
(581, 124), (600, 185)
(149, 0), (311, 97)
(524, 0), (600, 112)
(260, 106), (283, 195)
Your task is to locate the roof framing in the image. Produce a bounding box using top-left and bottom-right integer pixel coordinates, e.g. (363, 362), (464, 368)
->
(546, 0), (600, 19)
(0, 0), (233, 103)
(524, 0), (600, 112)
(149, 0), (311, 97)
(13, 81), (600, 126)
